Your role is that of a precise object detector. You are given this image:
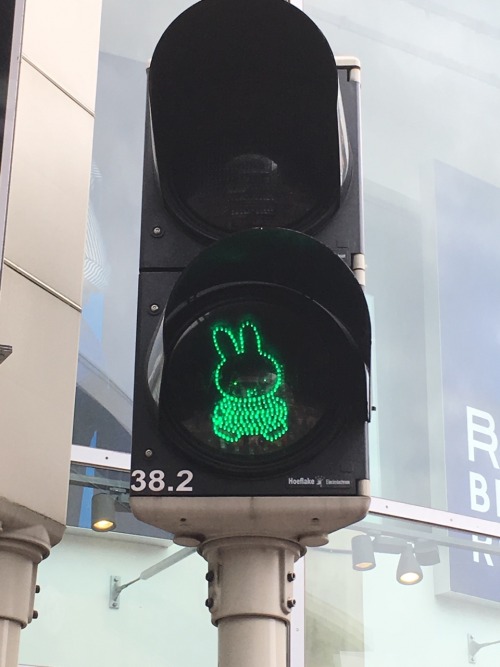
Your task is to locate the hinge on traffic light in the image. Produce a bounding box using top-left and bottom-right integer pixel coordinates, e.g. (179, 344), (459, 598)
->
(352, 253), (366, 287)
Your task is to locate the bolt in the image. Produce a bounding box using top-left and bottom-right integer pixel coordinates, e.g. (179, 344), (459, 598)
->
(205, 570), (215, 583)
(149, 303), (160, 314)
(111, 602), (118, 608)
(145, 449), (153, 458)
(287, 598), (296, 609)
(152, 226), (163, 237)
(35, 584), (41, 593)
(287, 572), (296, 582)
(32, 610), (39, 619)
(205, 597), (214, 609)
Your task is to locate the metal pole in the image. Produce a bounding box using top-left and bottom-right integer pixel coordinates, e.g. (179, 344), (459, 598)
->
(0, 619), (21, 667)
(0, 526), (50, 667)
(109, 547), (196, 607)
(140, 546), (196, 580)
(201, 536), (304, 667)
(219, 617), (288, 667)
(0, 620), (21, 667)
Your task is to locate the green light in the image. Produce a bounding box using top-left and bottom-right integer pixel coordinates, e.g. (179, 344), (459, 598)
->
(211, 319), (288, 443)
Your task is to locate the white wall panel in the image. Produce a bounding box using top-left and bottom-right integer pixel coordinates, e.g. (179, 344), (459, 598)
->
(4, 61), (93, 307)
(0, 266), (80, 526)
(21, 0), (102, 113)
(19, 531), (216, 667)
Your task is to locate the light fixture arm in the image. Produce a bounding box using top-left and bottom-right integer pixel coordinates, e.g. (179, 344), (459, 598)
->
(109, 547), (196, 609)
(468, 634), (500, 663)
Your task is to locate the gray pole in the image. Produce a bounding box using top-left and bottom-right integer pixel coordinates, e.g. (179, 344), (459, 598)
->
(201, 536), (304, 667)
(0, 620), (21, 667)
(0, 526), (51, 667)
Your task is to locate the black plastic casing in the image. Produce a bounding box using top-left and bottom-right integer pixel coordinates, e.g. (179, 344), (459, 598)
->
(131, 0), (370, 506)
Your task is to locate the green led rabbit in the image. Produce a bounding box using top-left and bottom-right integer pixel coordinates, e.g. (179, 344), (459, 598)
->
(211, 320), (288, 443)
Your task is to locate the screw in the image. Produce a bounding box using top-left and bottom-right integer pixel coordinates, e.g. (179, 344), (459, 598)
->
(287, 572), (296, 582)
(145, 449), (153, 458)
(205, 570), (215, 583)
(111, 602), (118, 608)
(205, 597), (214, 609)
(32, 610), (39, 619)
(149, 304), (160, 314)
(152, 226), (163, 237)
(287, 598), (296, 609)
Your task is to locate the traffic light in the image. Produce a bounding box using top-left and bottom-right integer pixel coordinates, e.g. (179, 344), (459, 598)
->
(131, 0), (371, 547)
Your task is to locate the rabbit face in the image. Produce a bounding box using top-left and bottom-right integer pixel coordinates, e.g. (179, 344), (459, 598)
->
(211, 320), (288, 443)
(218, 350), (279, 399)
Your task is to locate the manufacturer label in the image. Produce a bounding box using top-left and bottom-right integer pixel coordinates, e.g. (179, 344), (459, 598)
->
(286, 476), (352, 489)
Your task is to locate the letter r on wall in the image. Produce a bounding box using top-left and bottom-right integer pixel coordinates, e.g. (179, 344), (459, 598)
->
(467, 406), (499, 469)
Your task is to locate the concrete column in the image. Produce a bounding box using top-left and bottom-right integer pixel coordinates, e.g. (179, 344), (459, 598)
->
(0, 525), (51, 667)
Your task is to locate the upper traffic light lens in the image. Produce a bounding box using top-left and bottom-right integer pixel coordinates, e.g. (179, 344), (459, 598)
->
(149, 0), (341, 238)
(184, 152), (324, 235)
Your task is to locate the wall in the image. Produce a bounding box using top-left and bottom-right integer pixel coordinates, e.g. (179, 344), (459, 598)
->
(0, 0), (101, 536)
(19, 529), (217, 667)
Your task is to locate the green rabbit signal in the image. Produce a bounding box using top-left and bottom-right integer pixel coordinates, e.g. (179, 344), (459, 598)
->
(211, 320), (288, 443)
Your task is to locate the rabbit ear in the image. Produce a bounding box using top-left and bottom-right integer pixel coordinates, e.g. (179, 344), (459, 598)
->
(212, 325), (239, 359)
(239, 321), (262, 355)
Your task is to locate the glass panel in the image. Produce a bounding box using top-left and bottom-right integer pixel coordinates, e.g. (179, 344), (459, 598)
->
(19, 512), (500, 666)
(0, 0), (24, 278)
(18, 526), (217, 667)
(302, 1), (500, 510)
(306, 515), (500, 667)
(73, 0), (197, 454)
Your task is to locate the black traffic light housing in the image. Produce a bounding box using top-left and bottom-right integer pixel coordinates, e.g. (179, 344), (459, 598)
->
(140, 0), (362, 268)
(131, 0), (371, 546)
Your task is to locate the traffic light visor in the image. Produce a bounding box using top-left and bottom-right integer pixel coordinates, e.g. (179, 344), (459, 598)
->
(148, 0), (341, 237)
(146, 230), (370, 476)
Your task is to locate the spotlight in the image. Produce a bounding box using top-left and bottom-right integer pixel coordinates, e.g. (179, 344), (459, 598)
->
(414, 540), (440, 566)
(351, 534), (376, 571)
(91, 493), (117, 532)
(396, 543), (423, 585)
